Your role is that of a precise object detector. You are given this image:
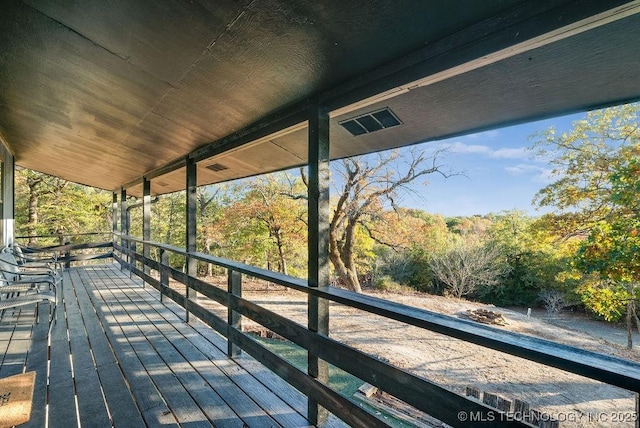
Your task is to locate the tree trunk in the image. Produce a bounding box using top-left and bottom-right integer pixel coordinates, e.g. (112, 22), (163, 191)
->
(329, 228), (362, 293)
(27, 181), (40, 246)
(204, 236), (213, 277)
(273, 227), (288, 276)
(627, 299), (633, 350)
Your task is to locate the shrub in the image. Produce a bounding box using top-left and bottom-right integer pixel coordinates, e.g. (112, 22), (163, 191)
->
(373, 275), (412, 293)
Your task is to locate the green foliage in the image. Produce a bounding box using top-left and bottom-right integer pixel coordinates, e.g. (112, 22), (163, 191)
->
(577, 281), (630, 322)
(15, 168), (111, 244)
(373, 275), (412, 293)
(532, 103), (640, 340)
(532, 104), (640, 219)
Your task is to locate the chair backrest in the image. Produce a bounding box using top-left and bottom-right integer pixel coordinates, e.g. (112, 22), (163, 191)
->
(0, 253), (21, 280)
(12, 243), (25, 263)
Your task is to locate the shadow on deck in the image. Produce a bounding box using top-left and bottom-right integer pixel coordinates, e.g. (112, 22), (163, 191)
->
(0, 264), (330, 427)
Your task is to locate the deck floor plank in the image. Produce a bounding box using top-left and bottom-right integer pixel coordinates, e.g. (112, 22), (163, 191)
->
(0, 264), (320, 428)
(47, 287), (79, 428)
(63, 272), (112, 427)
(69, 268), (146, 428)
(86, 267), (212, 426)
(103, 269), (287, 428)
(22, 304), (50, 428)
(0, 308), (36, 378)
(80, 268), (179, 427)
(110, 268), (318, 428)
(92, 269), (218, 427)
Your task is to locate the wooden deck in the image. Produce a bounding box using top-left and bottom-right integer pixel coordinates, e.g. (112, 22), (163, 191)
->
(0, 264), (327, 427)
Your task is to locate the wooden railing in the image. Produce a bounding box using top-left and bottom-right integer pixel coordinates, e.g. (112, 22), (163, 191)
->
(16, 232), (113, 268)
(113, 234), (640, 428)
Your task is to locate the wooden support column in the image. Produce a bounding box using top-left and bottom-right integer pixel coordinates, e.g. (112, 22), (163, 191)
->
(0, 145), (15, 247)
(307, 99), (330, 425)
(186, 157), (198, 323)
(120, 187), (128, 271)
(112, 192), (118, 244)
(142, 177), (151, 279)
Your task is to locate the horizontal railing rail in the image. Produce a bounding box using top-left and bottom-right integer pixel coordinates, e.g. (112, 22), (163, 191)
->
(114, 234), (640, 428)
(15, 232), (113, 268)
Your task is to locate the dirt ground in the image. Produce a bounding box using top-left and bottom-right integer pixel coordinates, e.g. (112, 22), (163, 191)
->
(209, 279), (639, 428)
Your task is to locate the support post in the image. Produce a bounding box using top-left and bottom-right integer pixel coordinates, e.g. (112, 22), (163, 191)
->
(186, 157), (198, 323)
(112, 192), (118, 253)
(142, 177), (151, 282)
(227, 269), (242, 357)
(307, 99), (330, 425)
(0, 145), (15, 247)
(120, 187), (128, 271)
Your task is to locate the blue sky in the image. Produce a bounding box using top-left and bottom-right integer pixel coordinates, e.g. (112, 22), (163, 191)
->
(395, 112), (586, 217)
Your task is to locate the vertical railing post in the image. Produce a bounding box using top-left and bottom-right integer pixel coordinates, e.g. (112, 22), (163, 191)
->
(160, 249), (169, 303)
(227, 269), (242, 357)
(130, 242), (137, 278)
(120, 187), (128, 271)
(307, 99), (330, 425)
(58, 230), (71, 270)
(185, 157), (198, 322)
(142, 177), (151, 287)
(64, 243), (71, 269)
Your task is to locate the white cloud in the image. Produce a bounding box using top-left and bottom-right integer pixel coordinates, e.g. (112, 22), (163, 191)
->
(440, 142), (530, 160)
(505, 163), (555, 183)
(490, 147), (530, 159)
(504, 164), (538, 175)
(443, 141), (492, 154)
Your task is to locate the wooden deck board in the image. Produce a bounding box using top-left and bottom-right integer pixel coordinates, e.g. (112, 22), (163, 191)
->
(81, 269), (179, 427)
(63, 272), (112, 427)
(120, 270), (349, 428)
(91, 271), (211, 426)
(0, 264), (321, 427)
(101, 269), (289, 428)
(23, 306), (49, 428)
(0, 308), (34, 378)
(68, 268), (146, 428)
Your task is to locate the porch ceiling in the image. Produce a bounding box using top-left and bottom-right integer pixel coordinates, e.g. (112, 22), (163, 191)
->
(1, 1), (640, 196)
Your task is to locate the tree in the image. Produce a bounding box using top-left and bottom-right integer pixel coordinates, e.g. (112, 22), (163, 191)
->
(15, 168), (111, 245)
(242, 175), (307, 276)
(532, 103), (640, 346)
(429, 239), (509, 299)
(532, 103), (640, 230)
(575, 147), (640, 348)
(17, 169), (68, 244)
(315, 149), (450, 293)
(364, 209), (450, 289)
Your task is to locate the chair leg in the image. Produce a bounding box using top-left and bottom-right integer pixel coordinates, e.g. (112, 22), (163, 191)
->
(48, 302), (57, 335)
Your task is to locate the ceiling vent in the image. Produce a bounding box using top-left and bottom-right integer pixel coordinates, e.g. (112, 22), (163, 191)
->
(339, 107), (402, 136)
(205, 163), (229, 172)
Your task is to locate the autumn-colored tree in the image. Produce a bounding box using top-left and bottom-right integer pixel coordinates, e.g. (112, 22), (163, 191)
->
(242, 175), (307, 276)
(321, 149), (450, 293)
(532, 103), (640, 343)
(532, 104), (640, 229)
(370, 209), (449, 290)
(576, 145), (640, 348)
